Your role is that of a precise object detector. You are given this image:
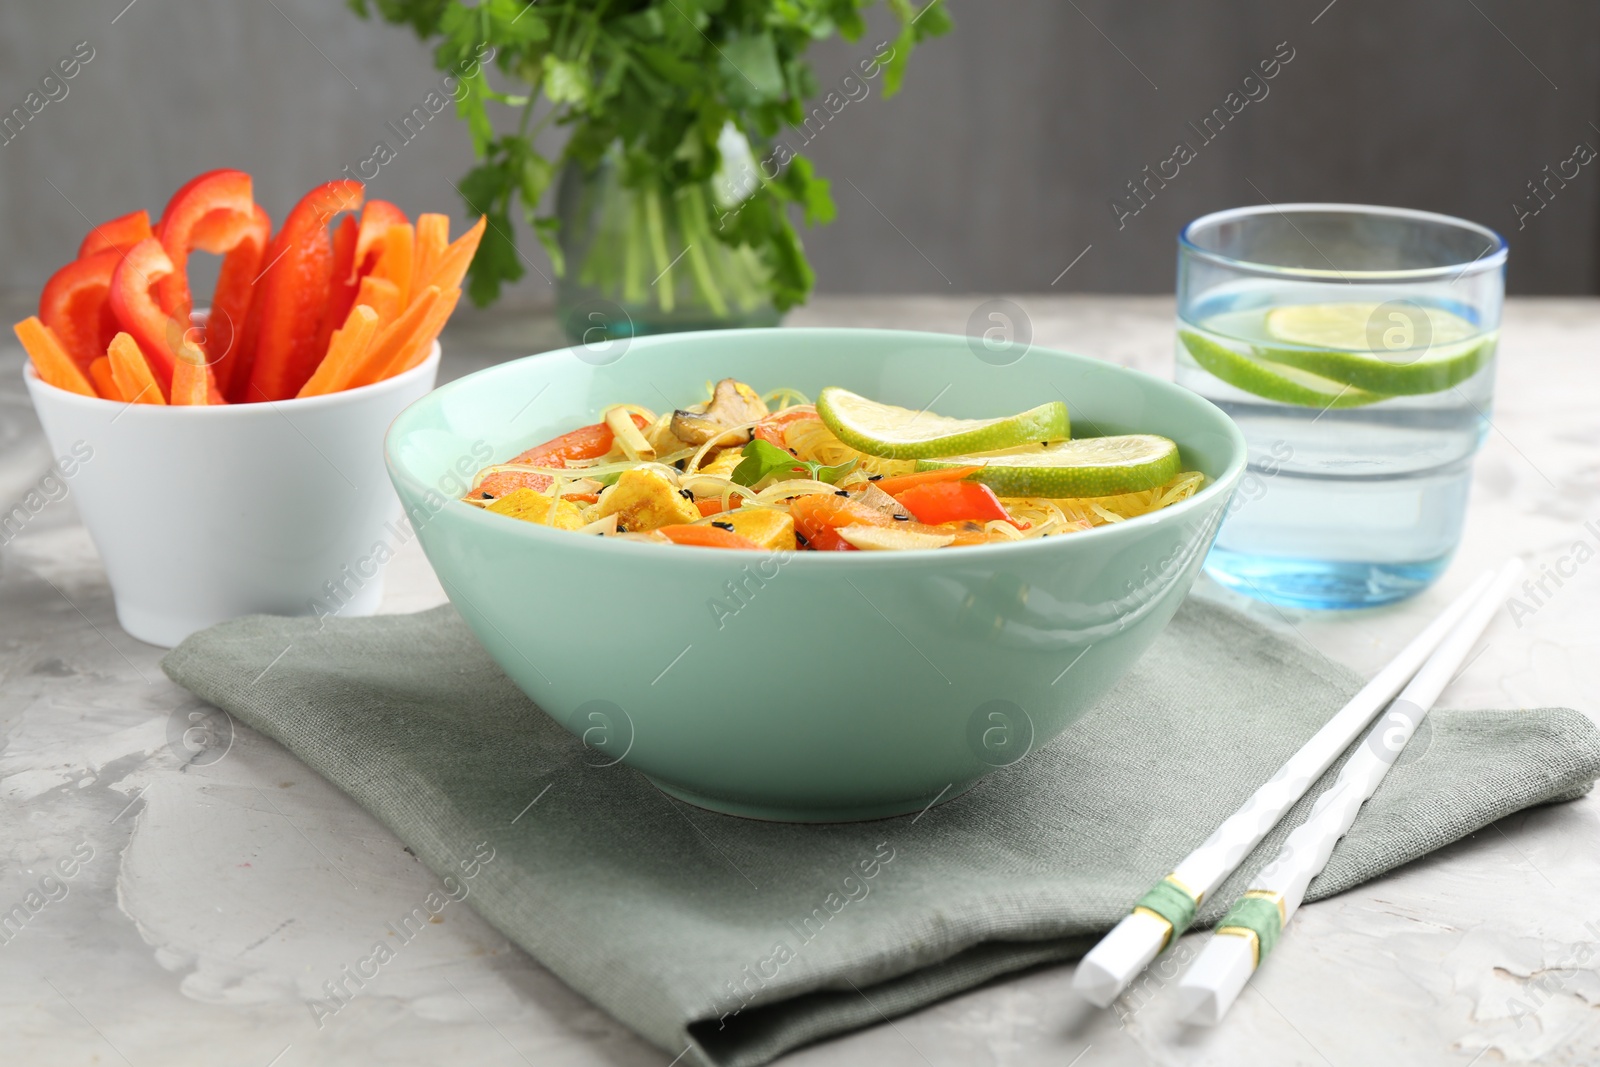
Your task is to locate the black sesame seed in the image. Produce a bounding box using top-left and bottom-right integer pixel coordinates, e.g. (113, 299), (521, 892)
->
(480, 492), (493, 499)
(834, 489), (849, 497)
(712, 521), (735, 531)
(893, 514), (910, 522)
(789, 449), (798, 456)
(678, 489), (694, 500)
(868, 474), (882, 481)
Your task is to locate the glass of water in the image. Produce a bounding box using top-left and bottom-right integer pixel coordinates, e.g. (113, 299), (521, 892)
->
(1175, 204), (1506, 609)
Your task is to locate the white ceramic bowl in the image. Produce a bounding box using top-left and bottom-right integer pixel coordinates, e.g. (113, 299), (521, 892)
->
(23, 346), (440, 647)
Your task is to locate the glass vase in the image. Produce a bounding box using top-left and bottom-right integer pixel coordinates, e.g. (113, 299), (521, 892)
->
(554, 148), (780, 345)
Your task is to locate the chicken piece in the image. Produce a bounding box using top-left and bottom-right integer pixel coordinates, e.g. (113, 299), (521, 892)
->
(486, 488), (587, 530)
(597, 469), (700, 532)
(709, 508), (797, 551)
(694, 447), (744, 479)
(670, 379), (768, 447)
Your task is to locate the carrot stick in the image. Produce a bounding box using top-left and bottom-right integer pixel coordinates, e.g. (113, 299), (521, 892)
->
(170, 341), (215, 405)
(656, 525), (762, 550)
(15, 316), (96, 396)
(88, 356), (122, 401)
(353, 274), (400, 331)
(375, 286), (457, 382)
(108, 331), (167, 404)
(871, 466), (984, 496)
(421, 215), (485, 295)
(342, 286), (440, 390)
(414, 213), (449, 291)
(370, 223), (414, 309)
(296, 305), (381, 398)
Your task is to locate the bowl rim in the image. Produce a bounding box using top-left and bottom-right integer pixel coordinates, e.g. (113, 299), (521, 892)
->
(23, 342), (441, 415)
(385, 327), (1248, 563)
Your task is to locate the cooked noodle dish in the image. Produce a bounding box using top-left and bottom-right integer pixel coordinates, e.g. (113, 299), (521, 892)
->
(464, 379), (1203, 552)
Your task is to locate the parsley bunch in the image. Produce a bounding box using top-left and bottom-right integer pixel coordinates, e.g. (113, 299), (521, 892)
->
(349, 0), (952, 311)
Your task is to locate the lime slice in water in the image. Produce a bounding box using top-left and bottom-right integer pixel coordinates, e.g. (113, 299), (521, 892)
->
(1256, 302), (1492, 396)
(914, 435), (1180, 497)
(817, 386), (1069, 459)
(1179, 330), (1384, 409)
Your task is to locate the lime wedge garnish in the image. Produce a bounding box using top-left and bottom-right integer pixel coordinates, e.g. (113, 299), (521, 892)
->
(1179, 330), (1384, 409)
(915, 435), (1181, 497)
(1256, 303), (1492, 396)
(817, 386), (1069, 460)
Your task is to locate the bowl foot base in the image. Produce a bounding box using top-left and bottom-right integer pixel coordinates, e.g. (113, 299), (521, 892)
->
(644, 777), (978, 823)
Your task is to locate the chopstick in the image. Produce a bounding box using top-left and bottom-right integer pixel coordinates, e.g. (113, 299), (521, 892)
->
(1072, 566), (1498, 1008)
(1174, 557), (1524, 1025)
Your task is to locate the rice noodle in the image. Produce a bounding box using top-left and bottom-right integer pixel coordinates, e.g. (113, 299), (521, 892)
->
(677, 473), (753, 511)
(782, 419), (916, 479)
(764, 387), (811, 410)
(685, 422), (759, 475)
(998, 472), (1205, 531)
(752, 479), (846, 504)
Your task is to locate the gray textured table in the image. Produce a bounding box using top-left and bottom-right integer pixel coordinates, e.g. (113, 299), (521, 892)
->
(2, 296), (1596, 1066)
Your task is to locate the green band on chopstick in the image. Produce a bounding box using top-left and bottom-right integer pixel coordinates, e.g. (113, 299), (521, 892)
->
(1214, 891), (1285, 969)
(1132, 874), (1200, 947)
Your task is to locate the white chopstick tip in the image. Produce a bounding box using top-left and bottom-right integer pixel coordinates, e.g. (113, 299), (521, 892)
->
(1072, 911), (1172, 1007)
(1174, 983), (1223, 1027)
(1175, 934), (1254, 1026)
(1494, 557), (1526, 596)
(1072, 957), (1123, 1009)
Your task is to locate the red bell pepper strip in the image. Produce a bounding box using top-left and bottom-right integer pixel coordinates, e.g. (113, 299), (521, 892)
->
(892, 480), (1014, 526)
(108, 238), (184, 392)
(244, 180), (364, 401)
(509, 413), (650, 466)
(153, 169), (256, 324)
(352, 200), (408, 281)
(39, 249), (121, 371)
(476, 414), (653, 498)
(205, 204), (271, 398)
(788, 495), (892, 551)
(473, 470), (553, 499)
(656, 525), (762, 550)
(317, 214), (361, 359)
(752, 406), (820, 447)
(78, 210), (154, 259)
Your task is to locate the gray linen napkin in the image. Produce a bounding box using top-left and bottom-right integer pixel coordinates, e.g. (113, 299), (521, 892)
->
(162, 598), (1600, 1067)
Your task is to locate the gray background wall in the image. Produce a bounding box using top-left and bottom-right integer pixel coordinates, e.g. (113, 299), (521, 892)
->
(2, 0), (1596, 302)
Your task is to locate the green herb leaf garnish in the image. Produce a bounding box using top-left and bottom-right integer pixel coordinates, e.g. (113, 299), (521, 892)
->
(731, 439), (855, 488)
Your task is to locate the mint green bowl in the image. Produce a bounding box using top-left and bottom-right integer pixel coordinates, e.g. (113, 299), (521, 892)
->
(385, 328), (1245, 822)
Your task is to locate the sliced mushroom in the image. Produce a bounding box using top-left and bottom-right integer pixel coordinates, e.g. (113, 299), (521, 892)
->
(670, 378), (769, 446)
